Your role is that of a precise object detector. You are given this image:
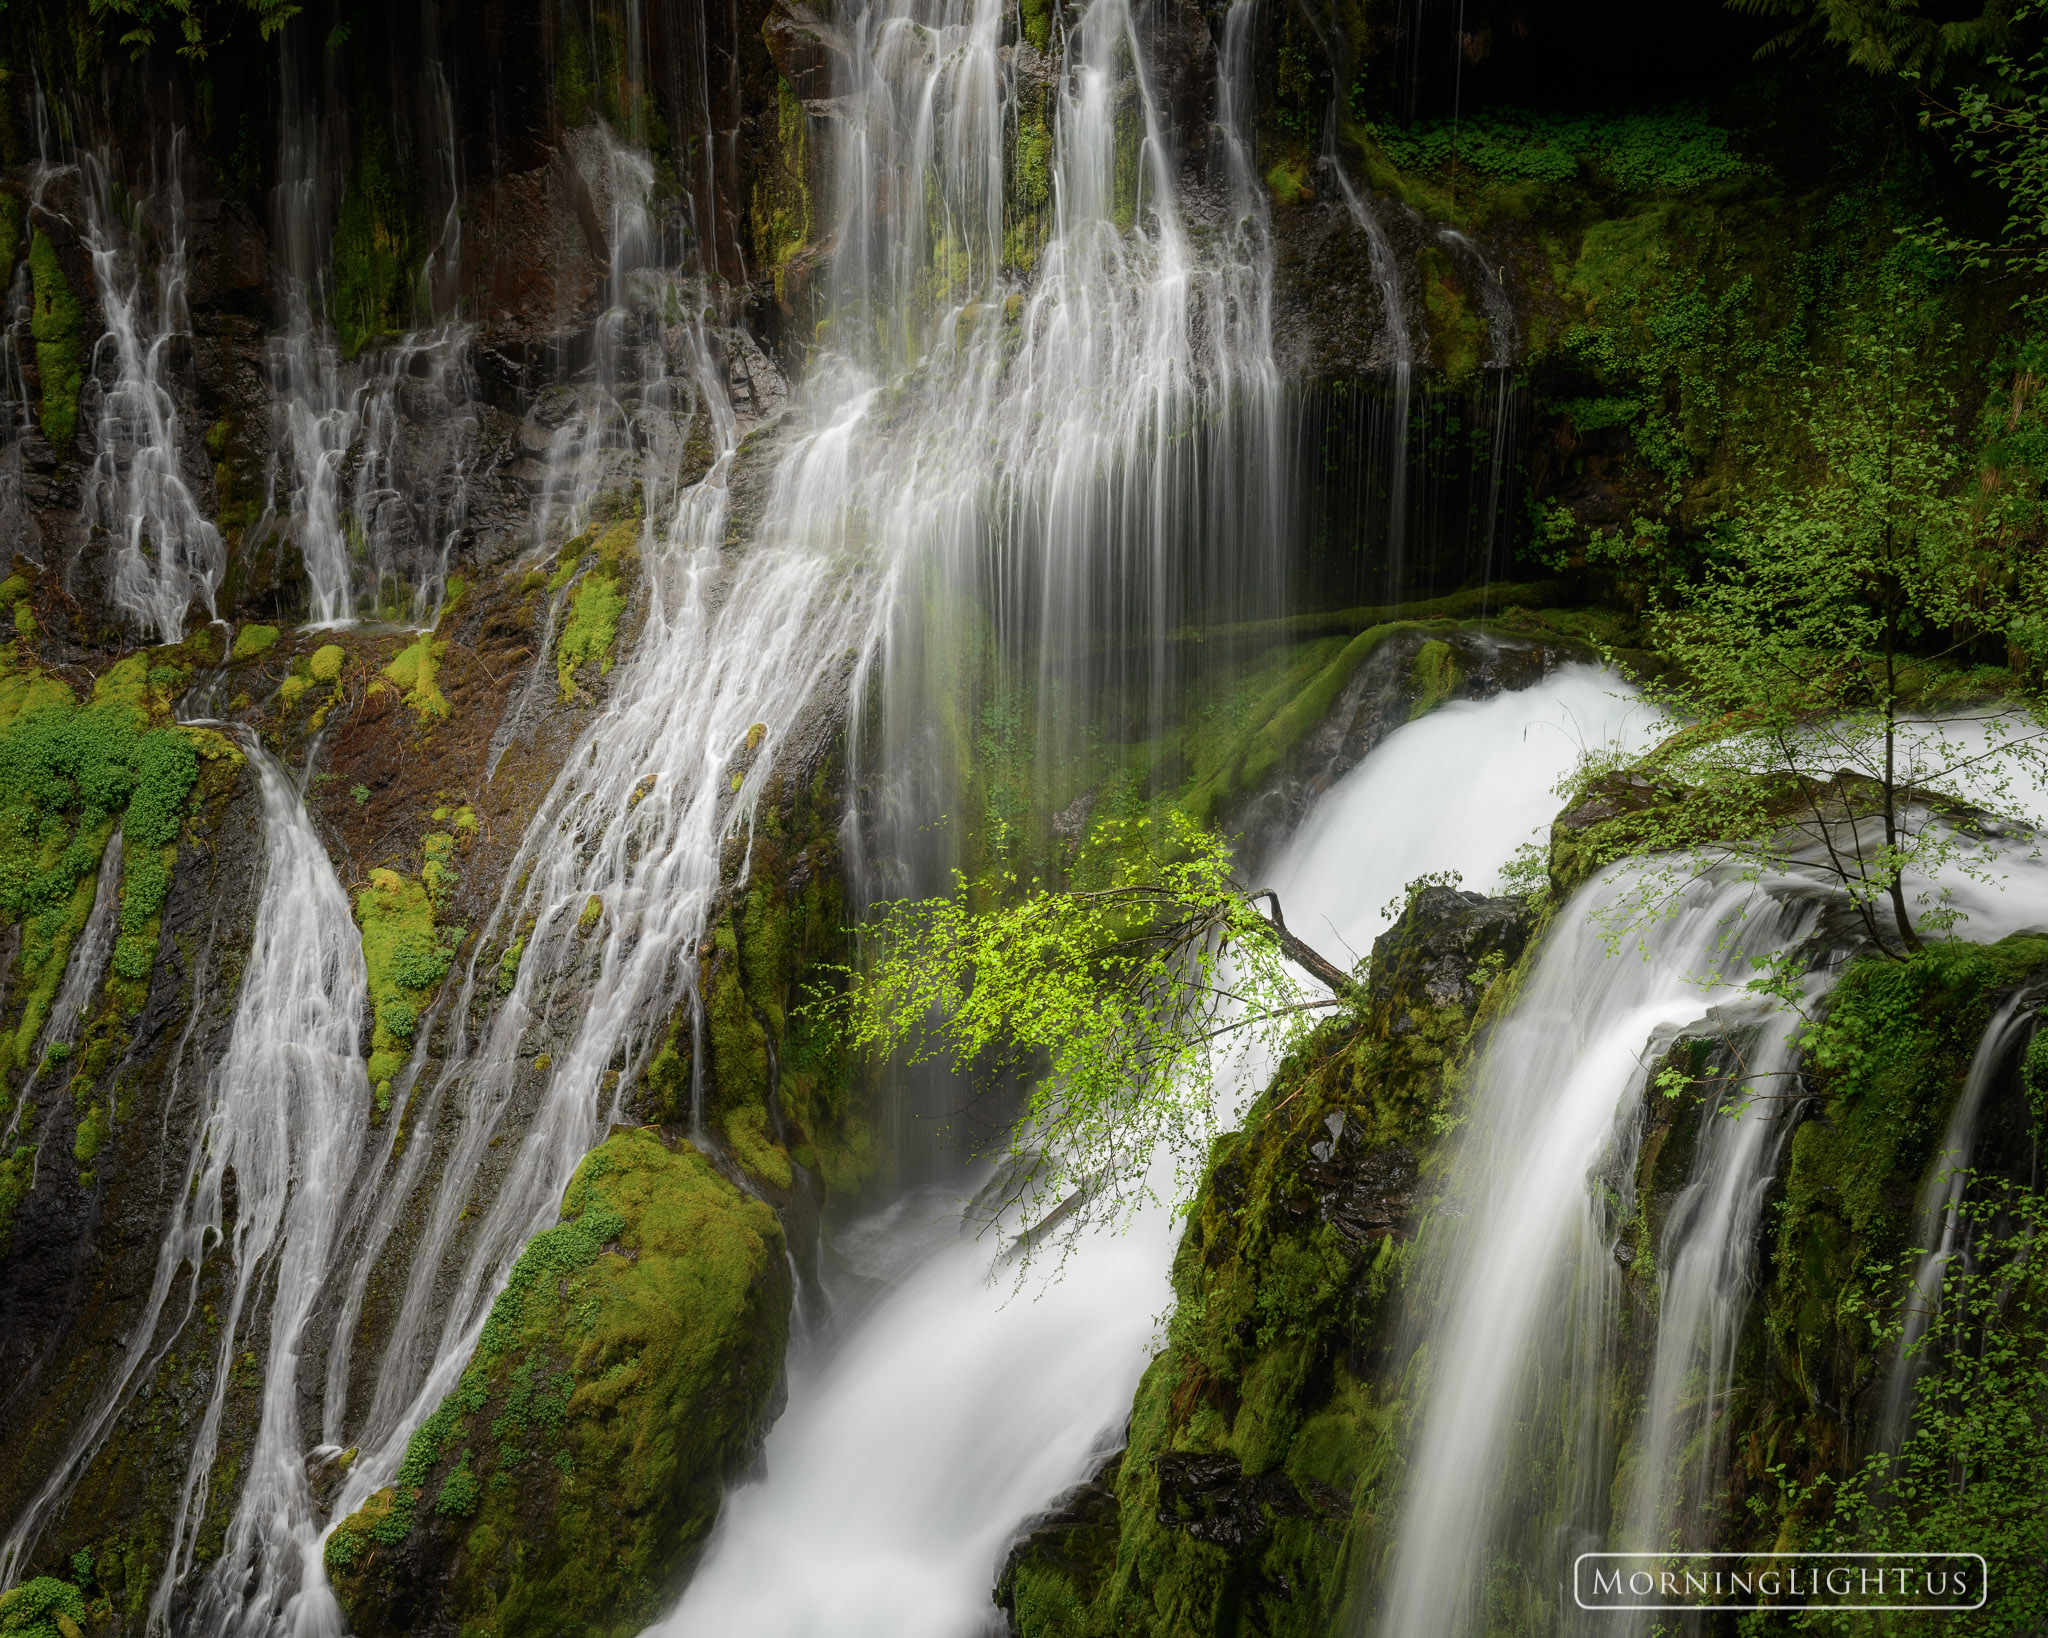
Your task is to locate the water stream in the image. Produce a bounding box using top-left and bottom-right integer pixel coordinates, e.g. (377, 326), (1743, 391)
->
(1374, 809), (2048, 1638)
(268, 41), (477, 629)
(1874, 989), (2046, 1455)
(1374, 869), (1833, 1638)
(301, 141), (888, 1631)
(652, 668), (1658, 1635)
(0, 742), (370, 1628)
(79, 138), (225, 643)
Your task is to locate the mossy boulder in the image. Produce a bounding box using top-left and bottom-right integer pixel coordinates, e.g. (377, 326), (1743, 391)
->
(998, 889), (1530, 1637)
(325, 1128), (791, 1637)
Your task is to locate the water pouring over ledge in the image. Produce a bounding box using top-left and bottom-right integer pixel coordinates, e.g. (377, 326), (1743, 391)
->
(1371, 768), (2048, 1638)
(648, 667), (1659, 1637)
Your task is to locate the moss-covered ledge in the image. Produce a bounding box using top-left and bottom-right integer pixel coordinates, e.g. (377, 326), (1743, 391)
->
(997, 886), (1534, 1638)
(326, 1127), (791, 1638)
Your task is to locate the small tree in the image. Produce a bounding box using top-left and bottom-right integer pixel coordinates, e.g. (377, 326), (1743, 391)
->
(835, 810), (1359, 1241)
(1591, 280), (2048, 958)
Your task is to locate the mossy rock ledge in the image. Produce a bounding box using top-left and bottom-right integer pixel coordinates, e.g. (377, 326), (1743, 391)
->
(996, 887), (1532, 1638)
(325, 1128), (791, 1638)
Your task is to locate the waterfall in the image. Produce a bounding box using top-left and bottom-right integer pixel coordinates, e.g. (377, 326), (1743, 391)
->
(649, 668), (1656, 1636)
(3, 831), (124, 1142)
(1612, 977), (1830, 1563)
(0, 744), (370, 1627)
(1432, 227), (1519, 590)
(1372, 802), (2048, 1638)
(301, 137), (889, 1618)
(79, 139), (225, 644)
(268, 41), (477, 628)
(0, 227), (38, 556)
(1320, 127), (1415, 593)
(1873, 991), (2046, 1454)
(1373, 870), (1832, 1638)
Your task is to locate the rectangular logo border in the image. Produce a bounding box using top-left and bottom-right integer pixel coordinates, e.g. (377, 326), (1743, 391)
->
(1572, 1551), (1990, 1613)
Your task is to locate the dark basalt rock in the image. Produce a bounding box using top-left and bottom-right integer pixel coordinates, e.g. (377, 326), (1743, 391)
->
(762, 0), (848, 103)
(1151, 1450), (1348, 1553)
(1296, 1111), (1418, 1246)
(1368, 885), (1530, 1029)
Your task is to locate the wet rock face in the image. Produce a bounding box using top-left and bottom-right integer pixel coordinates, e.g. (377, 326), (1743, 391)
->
(1150, 1451), (1348, 1553)
(1368, 886), (1530, 1028)
(1295, 1113), (1417, 1247)
(995, 1451), (1124, 1623)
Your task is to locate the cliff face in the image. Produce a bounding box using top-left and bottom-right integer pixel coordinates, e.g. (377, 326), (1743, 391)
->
(0, 0), (2041, 1630)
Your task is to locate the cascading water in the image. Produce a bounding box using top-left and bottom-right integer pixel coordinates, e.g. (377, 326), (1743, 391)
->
(1874, 990), (2046, 1455)
(1373, 870), (1833, 1638)
(268, 42), (477, 628)
(1613, 978), (1831, 1565)
(300, 142), (892, 1630)
(793, 0), (1288, 1180)
(78, 138), (225, 643)
(650, 668), (1658, 1635)
(1373, 799), (2048, 1638)
(0, 743), (370, 1632)
(1319, 120), (1416, 592)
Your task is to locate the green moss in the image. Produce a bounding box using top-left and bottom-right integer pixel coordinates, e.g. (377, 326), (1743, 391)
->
(752, 78), (813, 309)
(497, 937), (526, 997)
(1407, 639), (1461, 719)
(1265, 154), (1312, 209)
(553, 519), (637, 700)
(310, 643), (346, 683)
(421, 832), (458, 909)
(28, 235), (83, 457)
(0, 1574), (87, 1638)
(231, 624), (280, 660)
(71, 1103), (106, 1165)
(545, 536), (592, 594)
(0, 1140), (34, 1261)
(1763, 935), (2048, 1445)
(722, 1100), (793, 1190)
(382, 636), (449, 721)
(1184, 622), (1439, 821)
(1417, 247), (1486, 380)
(330, 118), (423, 359)
(0, 667), (200, 1066)
(706, 940), (768, 1105)
(1019, 0), (1051, 50)
(325, 1130), (790, 1638)
(354, 867), (451, 1094)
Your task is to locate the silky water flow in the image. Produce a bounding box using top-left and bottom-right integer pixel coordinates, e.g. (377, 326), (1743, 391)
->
(652, 670), (1661, 1637)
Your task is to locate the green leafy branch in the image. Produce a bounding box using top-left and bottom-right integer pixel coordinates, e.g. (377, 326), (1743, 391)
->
(86, 0), (301, 61)
(828, 810), (1361, 1251)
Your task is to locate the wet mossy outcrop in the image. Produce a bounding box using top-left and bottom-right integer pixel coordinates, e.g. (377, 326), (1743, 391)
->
(1735, 936), (2048, 1509)
(998, 886), (1532, 1638)
(325, 1127), (792, 1638)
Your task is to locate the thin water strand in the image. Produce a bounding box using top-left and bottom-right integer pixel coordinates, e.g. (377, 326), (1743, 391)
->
(80, 140), (224, 643)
